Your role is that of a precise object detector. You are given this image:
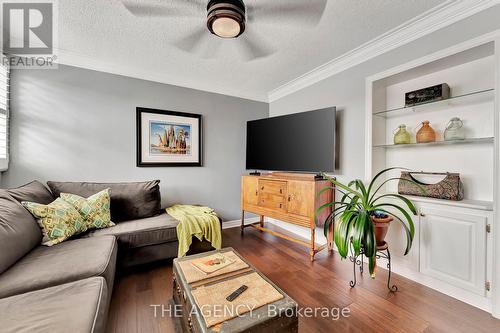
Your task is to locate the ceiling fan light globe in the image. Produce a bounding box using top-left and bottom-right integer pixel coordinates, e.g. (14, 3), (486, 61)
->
(207, 1), (246, 38)
(212, 17), (240, 38)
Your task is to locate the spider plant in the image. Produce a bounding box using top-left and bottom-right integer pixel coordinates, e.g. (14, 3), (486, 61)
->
(316, 167), (420, 277)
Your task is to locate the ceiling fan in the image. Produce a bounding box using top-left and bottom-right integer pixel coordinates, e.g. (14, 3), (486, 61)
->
(122, 0), (327, 60)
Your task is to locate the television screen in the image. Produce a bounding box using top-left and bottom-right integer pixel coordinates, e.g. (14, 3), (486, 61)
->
(246, 107), (336, 173)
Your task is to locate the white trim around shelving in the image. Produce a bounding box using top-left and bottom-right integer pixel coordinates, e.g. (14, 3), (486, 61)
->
(491, 35), (500, 319)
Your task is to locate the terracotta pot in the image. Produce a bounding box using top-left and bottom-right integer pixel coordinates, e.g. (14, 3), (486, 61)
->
(371, 215), (393, 247)
(416, 120), (436, 143)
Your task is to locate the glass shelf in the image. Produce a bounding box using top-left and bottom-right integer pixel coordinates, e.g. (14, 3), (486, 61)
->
(373, 88), (495, 118)
(373, 137), (494, 149)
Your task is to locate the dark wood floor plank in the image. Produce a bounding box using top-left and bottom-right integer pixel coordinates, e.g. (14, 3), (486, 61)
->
(107, 225), (500, 333)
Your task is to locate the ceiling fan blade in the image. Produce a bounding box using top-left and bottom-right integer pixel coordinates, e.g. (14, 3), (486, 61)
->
(174, 27), (208, 53)
(247, 0), (327, 26)
(175, 27), (222, 59)
(122, 0), (204, 18)
(238, 33), (275, 61)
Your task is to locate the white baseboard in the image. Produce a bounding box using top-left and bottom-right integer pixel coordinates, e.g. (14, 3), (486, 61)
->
(222, 217), (260, 229)
(223, 216), (328, 246)
(265, 218), (328, 246)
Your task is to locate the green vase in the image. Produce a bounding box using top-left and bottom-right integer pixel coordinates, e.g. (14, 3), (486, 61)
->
(393, 125), (411, 144)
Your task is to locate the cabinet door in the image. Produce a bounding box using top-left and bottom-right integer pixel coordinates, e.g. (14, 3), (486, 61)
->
(286, 181), (314, 217)
(242, 177), (259, 206)
(420, 207), (487, 296)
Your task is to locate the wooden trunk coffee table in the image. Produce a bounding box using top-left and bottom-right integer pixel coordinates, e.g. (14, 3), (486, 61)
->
(172, 248), (298, 333)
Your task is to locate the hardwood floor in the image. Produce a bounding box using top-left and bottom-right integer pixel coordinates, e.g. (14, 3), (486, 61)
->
(107, 225), (500, 333)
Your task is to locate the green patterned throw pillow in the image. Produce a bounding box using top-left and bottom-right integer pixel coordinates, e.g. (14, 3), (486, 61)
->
(22, 198), (85, 246)
(60, 189), (115, 231)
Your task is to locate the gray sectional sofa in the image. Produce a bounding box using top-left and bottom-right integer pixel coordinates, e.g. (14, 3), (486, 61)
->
(0, 180), (217, 333)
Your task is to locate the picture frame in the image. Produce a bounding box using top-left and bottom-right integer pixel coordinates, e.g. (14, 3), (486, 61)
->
(136, 107), (202, 167)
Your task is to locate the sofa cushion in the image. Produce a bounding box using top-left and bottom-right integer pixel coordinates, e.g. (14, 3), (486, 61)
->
(0, 191), (42, 274)
(7, 180), (54, 204)
(84, 213), (178, 249)
(47, 180), (161, 222)
(0, 235), (117, 298)
(22, 198), (86, 246)
(61, 189), (115, 231)
(120, 242), (179, 268)
(0, 277), (109, 333)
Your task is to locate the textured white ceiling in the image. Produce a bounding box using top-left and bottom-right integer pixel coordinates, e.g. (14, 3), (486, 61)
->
(57, 0), (446, 101)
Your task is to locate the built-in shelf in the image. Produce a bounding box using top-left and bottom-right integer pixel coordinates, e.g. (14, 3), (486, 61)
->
(373, 137), (493, 149)
(383, 193), (493, 211)
(373, 88), (494, 118)
(366, 40), (498, 311)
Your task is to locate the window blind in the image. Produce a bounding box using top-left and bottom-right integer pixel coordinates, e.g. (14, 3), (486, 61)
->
(0, 59), (9, 170)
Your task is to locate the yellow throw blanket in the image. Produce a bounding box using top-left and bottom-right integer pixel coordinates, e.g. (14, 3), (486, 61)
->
(166, 204), (222, 257)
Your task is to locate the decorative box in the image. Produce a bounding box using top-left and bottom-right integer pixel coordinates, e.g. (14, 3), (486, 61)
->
(405, 83), (450, 106)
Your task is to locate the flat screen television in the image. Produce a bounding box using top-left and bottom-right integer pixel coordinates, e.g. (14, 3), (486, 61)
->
(246, 107), (336, 173)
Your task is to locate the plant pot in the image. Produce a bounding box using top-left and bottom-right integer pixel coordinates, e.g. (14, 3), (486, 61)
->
(371, 215), (393, 247)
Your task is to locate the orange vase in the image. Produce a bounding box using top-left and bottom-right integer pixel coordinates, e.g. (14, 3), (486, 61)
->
(416, 120), (436, 143)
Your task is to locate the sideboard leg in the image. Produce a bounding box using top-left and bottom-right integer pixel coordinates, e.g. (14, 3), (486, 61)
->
(310, 226), (315, 262)
(259, 215), (264, 228)
(241, 210), (245, 235)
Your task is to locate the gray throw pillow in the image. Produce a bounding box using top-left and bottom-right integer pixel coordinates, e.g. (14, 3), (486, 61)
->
(8, 180), (55, 205)
(0, 191), (42, 273)
(47, 180), (161, 222)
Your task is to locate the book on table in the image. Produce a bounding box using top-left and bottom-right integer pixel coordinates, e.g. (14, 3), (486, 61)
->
(191, 253), (235, 274)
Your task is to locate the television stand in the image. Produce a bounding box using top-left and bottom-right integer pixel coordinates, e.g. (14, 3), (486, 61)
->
(241, 172), (334, 261)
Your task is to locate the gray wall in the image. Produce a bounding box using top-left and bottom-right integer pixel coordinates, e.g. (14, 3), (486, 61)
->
(2, 65), (268, 221)
(270, 6), (500, 184)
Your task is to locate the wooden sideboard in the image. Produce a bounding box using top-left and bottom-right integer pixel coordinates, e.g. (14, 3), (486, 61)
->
(241, 173), (334, 261)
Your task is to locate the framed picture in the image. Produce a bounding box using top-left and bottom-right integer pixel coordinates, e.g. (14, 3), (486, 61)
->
(136, 107), (202, 167)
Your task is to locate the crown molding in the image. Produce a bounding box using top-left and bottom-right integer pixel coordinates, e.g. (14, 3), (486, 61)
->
(268, 0), (498, 103)
(55, 50), (269, 103)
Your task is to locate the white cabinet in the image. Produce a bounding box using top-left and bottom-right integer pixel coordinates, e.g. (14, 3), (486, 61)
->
(384, 209), (420, 271)
(364, 37), (500, 314)
(419, 205), (489, 296)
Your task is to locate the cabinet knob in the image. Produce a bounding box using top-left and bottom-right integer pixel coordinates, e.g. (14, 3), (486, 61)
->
(288, 195), (291, 202)
(255, 190), (258, 196)
(420, 213), (425, 217)
(280, 189), (283, 194)
(279, 203), (282, 208)
(261, 186), (264, 190)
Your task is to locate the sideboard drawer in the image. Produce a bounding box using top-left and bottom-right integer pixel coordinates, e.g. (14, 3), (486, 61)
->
(259, 193), (286, 211)
(259, 180), (287, 196)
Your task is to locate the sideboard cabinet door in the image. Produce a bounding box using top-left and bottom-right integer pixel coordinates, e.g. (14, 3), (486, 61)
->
(286, 181), (314, 217)
(242, 176), (259, 206)
(420, 207), (487, 296)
